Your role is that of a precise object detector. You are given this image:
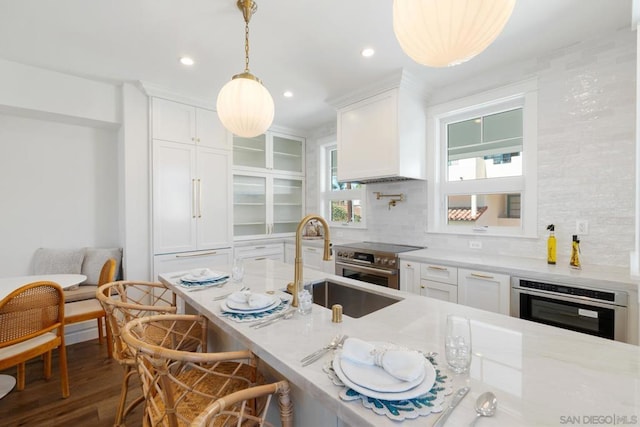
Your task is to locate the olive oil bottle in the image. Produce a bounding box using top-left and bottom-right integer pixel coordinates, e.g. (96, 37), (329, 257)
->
(569, 235), (581, 269)
(546, 224), (556, 265)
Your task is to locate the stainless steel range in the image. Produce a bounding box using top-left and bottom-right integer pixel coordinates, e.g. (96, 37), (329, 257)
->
(334, 242), (423, 290)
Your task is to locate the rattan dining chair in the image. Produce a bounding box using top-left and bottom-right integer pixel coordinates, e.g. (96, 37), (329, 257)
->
(97, 280), (178, 427)
(190, 380), (293, 427)
(0, 281), (69, 398)
(65, 258), (116, 358)
(121, 313), (270, 427)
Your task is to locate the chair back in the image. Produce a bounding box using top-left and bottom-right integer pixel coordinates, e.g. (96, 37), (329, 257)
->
(190, 380), (293, 427)
(0, 281), (64, 347)
(122, 314), (261, 427)
(96, 281), (177, 365)
(98, 258), (117, 286)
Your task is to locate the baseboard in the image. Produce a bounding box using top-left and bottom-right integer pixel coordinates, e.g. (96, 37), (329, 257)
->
(64, 320), (100, 346)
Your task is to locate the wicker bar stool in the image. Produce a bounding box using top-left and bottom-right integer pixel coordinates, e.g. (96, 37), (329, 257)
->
(121, 314), (272, 427)
(190, 380), (293, 427)
(97, 280), (178, 427)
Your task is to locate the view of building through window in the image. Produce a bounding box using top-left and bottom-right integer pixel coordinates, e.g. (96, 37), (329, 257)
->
(327, 147), (363, 224)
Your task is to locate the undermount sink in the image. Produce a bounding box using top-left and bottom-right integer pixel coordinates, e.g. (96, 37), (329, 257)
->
(297, 280), (403, 318)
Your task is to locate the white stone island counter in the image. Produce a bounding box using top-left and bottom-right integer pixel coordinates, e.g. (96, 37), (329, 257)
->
(159, 259), (640, 427)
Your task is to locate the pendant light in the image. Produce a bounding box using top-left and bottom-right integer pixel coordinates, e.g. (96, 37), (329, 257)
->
(393, 0), (516, 68)
(217, 0), (274, 138)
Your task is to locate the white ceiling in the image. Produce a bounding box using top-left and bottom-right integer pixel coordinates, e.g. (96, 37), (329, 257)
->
(0, 1), (633, 132)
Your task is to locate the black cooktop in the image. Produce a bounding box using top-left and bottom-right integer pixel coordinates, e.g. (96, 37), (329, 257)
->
(335, 241), (424, 255)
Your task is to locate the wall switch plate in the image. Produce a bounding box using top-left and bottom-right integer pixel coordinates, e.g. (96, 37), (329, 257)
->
(469, 240), (482, 249)
(576, 220), (589, 235)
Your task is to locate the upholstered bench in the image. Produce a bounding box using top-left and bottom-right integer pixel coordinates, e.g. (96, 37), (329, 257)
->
(31, 247), (122, 358)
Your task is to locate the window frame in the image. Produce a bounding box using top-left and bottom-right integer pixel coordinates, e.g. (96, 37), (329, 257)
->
(426, 80), (538, 237)
(319, 141), (367, 228)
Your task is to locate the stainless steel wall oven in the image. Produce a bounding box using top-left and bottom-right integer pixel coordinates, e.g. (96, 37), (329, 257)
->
(511, 277), (628, 342)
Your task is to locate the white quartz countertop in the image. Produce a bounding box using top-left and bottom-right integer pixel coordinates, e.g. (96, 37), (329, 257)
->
(400, 248), (640, 293)
(160, 260), (640, 427)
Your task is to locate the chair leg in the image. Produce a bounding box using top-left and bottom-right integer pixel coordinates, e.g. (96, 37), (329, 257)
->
(116, 365), (144, 426)
(279, 383), (293, 427)
(105, 318), (114, 359)
(16, 363), (25, 391)
(43, 350), (52, 379)
(97, 318), (104, 344)
(59, 343), (70, 398)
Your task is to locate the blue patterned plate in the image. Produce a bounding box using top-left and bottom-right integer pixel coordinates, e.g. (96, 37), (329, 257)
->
(221, 300), (290, 323)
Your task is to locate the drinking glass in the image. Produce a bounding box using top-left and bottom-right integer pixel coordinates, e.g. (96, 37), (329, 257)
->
(297, 282), (313, 315)
(445, 315), (472, 374)
(231, 258), (245, 283)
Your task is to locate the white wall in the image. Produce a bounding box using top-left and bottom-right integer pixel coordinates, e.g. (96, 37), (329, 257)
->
(306, 27), (636, 269)
(0, 113), (119, 275)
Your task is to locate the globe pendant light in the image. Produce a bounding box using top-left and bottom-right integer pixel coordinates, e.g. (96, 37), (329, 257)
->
(217, 0), (274, 138)
(393, 0), (516, 68)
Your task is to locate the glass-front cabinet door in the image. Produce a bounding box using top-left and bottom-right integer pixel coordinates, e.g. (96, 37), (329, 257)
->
(272, 177), (303, 234)
(232, 131), (304, 174)
(233, 174), (267, 237)
(233, 134), (267, 169)
(272, 133), (303, 173)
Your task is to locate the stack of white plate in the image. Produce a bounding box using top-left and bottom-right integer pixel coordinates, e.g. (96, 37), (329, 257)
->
(220, 292), (279, 314)
(332, 342), (436, 400)
(179, 269), (229, 289)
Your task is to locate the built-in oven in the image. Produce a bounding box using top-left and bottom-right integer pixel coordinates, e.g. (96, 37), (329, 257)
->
(334, 242), (423, 290)
(511, 277), (628, 342)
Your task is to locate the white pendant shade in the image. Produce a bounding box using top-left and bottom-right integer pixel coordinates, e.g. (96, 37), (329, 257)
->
(216, 75), (275, 138)
(393, 0), (516, 68)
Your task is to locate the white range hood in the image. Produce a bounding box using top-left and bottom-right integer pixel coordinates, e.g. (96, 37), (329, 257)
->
(330, 70), (427, 184)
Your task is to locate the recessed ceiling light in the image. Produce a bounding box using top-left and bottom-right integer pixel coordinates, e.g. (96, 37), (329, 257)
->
(180, 56), (195, 66)
(283, 91), (293, 98)
(361, 48), (375, 58)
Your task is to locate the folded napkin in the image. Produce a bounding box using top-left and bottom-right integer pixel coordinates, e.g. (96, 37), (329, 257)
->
(341, 338), (424, 382)
(227, 291), (273, 308)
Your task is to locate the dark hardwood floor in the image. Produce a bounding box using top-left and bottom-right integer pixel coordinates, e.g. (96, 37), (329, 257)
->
(0, 339), (144, 427)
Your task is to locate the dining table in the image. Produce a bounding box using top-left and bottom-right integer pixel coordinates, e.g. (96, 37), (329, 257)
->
(0, 273), (87, 398)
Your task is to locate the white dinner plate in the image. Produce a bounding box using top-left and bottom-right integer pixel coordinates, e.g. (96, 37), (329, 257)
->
(340, 355), (426, 393)
(332, 354), (436, 401)
(225, 293), (277, 311)
(220, 299), (280, 314)
(178, 278), (228, 289)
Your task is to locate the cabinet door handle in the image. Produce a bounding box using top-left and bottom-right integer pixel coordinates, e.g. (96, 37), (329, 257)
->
(255, 257), (266, 261)
(197, 178), (202, 218)
(175, 251), (218, 258)
(255, 246), (267, 249)
(428, 266), (447, 271)
(420, 285), (425, 289)
(191, 179), (197, 218)
(470, 272), (494, 280)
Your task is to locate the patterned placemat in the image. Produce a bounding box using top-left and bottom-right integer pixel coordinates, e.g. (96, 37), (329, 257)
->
(220, 299), (290, 323)
(324, 354), (452, 421)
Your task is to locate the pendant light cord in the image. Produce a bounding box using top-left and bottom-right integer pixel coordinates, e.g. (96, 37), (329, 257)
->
(244, 19), (250, 73)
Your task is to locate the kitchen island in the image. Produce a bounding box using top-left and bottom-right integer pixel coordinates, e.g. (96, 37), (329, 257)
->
(160, 259), (640, 426)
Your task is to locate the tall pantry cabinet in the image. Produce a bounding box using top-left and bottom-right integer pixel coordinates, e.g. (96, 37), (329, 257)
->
(151, 97), (233, 279)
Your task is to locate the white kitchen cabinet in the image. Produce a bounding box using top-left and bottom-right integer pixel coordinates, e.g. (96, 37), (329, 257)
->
(400, 260), (420, 294)
(232, 131), (304, 175)
(152, 97), (229, 150)
(233, 172), (304, 239)
(420, 263), (458, 302)
(336, 84), (425, 183)
(153, 140), (232, 254)
(457, 268), (510, 315)
(234, 243), (284, 262)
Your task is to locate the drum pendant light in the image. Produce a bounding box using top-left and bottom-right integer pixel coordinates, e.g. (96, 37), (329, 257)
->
(217, 0), (274, 138)
(393, 0), (516, 68)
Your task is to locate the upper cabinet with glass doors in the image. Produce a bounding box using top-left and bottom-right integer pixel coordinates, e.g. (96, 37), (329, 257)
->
(233, 131), (304, 174)
(232, 131), (305, 240)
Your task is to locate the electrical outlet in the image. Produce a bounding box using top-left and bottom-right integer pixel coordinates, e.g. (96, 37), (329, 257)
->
(576, 220), (589, 235)
(469, 240), (482, 249)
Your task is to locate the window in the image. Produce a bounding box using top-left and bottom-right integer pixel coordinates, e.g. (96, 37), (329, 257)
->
(320, 143), (366, 227)
(427, 80), (537, 236)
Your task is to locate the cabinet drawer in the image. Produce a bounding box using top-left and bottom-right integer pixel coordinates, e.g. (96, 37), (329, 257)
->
(234, 243), (284, 260)
(420, 263), (458, 285)
(421, 280), (458, 303)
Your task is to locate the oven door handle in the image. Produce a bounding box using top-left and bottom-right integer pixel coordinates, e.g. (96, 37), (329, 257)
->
(511, 288), (627, 309)
(336, 261), (398, 276)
